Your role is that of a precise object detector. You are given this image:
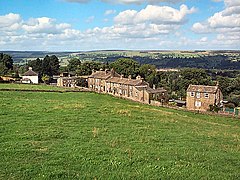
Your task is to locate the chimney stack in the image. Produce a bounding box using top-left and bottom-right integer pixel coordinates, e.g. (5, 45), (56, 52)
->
(105, 69), (109, 74)
(136, 75), (141, 80)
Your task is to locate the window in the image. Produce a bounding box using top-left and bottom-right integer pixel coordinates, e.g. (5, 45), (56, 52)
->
(190, 92), (195, 97)
(196, 92), (200, 98)
(195, 101), (201, 107)
(204, 93), (209, 98)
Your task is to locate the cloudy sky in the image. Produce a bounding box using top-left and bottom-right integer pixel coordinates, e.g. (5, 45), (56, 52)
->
(0, 0), (239, 51)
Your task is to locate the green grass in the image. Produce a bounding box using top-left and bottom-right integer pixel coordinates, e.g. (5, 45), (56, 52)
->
(0, 83), (69, 91)
(0, 85), (240, 179)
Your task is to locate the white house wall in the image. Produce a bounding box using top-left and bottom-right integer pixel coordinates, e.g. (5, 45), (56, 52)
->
(22, 76), (38, 84)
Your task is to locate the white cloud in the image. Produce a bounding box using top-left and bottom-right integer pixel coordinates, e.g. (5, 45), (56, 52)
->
(104, 0), (185, 5)
(192, 0), (240, 46)
(0, 13), (22, 31)
(224, 0), (240, 7)
(64, 0), (184, 5)
(115, 4), (196, 25)
(104, 10), (117, 16)
(200, 37), (208, 42)
(22, 17), (71, 34)
(64, 0), (90, 3)
(85, 16), (95, 23)
(0, 1), (239, 51)
(212, 0), (222, 2)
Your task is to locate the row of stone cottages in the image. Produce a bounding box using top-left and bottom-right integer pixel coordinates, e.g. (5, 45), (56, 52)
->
(22, 67), (223, 112)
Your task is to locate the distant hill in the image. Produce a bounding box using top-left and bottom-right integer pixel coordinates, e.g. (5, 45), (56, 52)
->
(0, 51), (76, 64)
(1, 50), (240, 70)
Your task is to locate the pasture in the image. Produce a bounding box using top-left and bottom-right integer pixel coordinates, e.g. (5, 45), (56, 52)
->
(0, 84), (239, 179)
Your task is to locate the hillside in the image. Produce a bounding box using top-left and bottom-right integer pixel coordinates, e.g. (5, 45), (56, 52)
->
(0, 84), (239, 179)
(2, 50), (240, 70)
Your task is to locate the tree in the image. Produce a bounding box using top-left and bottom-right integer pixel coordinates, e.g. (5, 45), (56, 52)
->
(41, 74), (50, 84)
(67, 58), (81, 72)
(139, 64), (156, 79)
(0, 53), (13, 75)
(28, 58), (42, 73)
(42, 55), (60, 76)
(110, 58), (140, 78)
(76, 61), (101, 75)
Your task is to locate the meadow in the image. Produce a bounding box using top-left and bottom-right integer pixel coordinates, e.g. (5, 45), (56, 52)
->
(0, 84), (239, 179)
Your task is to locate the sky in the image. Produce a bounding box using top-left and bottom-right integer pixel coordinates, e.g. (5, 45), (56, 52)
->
(0, 0), (239, 51)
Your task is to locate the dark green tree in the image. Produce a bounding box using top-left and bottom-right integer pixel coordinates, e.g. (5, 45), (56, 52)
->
(42, 55), (60, 76)
(67, 58), (81, 72)
(28, 58), (42, 73)
(139, 64), (156, 79)
(110, 58), (140, 78)
(76, 61), (101, 75)
(0, 53), (13, 75)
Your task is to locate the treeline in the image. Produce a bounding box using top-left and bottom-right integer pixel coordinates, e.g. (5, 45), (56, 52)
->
(0, 53), (60, 83)
(64, 57), (240, 105)
(96, 55), (240, 70)
(0, 53), (13, 76)
(1, 53), (239, 106)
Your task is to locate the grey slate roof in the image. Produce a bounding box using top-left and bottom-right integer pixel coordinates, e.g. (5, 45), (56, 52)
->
(89, 69), (120, 80)
(23, 68), (38, 76)
(187, 85), (218, 93)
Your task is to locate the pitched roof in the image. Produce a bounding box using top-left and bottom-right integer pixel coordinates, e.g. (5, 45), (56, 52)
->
(135, 86), (166, 93)
(23, 67), (38, 76)
(187, 85), (218, 93)
(146, 87), (167, 94)
(89, 70), (120, 80)
(106, 77), (149, 86)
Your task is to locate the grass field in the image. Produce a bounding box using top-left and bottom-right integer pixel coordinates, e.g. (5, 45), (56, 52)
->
(0, 83), (68, 91)
(0, 84), (239, 179)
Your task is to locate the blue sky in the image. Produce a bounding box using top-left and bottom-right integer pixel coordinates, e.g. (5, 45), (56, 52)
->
(0, 0), (239, 51)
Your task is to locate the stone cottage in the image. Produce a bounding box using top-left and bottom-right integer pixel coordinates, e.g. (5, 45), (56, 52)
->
(186, 84), (223, 111)
(88, 69), (168, 104)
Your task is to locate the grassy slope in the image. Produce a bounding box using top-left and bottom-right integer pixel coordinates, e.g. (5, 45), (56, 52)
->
(0, 85), (239, 179)
(0, 83), (68, 91)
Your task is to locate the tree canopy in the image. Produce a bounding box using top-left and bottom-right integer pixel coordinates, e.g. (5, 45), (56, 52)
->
(67, 58), (81, 72)
(110, 58), (140, 78)
(28, 55), (60, 77)
(0, 53), (13, 75)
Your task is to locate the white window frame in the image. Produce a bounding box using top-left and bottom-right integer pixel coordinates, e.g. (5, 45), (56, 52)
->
(190, 92), (195, 97)
(204, 93), (209, 98)
(196, 92), (200, 98)
(195, 101), (201, 107)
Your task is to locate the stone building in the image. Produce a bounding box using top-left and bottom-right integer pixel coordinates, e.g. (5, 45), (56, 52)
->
(186, 84), (223, 111)
(88, 69), (168, 104)
(57, 76), (78, 87)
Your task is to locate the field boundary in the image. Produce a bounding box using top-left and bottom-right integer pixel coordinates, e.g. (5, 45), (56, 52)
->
(0, 88), (90, 93)
(1, 85), (239, 119)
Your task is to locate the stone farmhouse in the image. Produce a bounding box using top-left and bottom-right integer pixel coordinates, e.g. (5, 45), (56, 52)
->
(88, 69), (168, 104)
(57, 76), (78, 87)
(21, 67), (38, 84)
(186, 84), (223, 111)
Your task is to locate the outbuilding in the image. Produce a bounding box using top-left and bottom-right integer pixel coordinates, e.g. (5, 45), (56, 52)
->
(22, 67), (38, 84)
